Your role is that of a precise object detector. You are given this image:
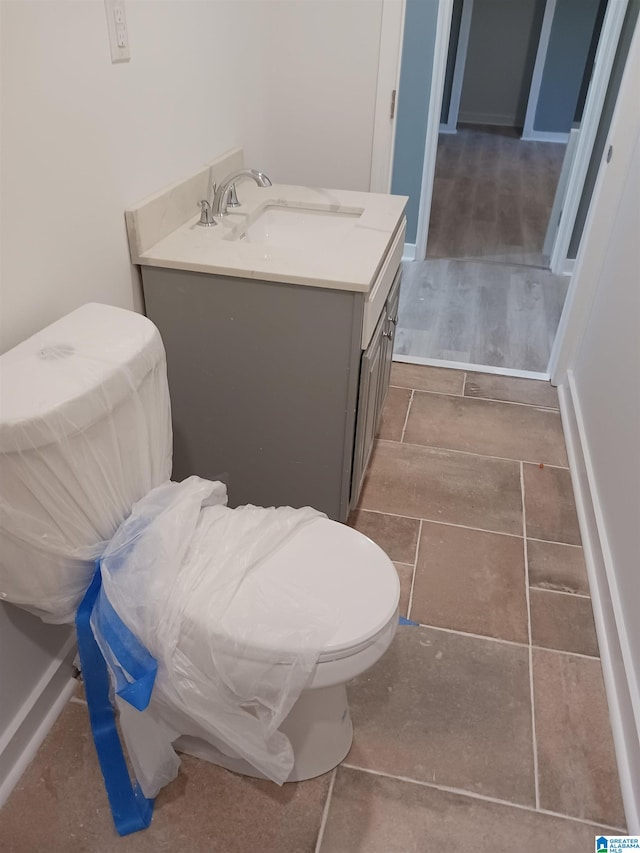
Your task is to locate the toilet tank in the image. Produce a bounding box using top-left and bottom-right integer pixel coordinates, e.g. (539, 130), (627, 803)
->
(0, 303), (172, 623)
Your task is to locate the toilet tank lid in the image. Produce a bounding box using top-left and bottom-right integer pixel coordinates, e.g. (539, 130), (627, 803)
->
(0, 303), (166, 453)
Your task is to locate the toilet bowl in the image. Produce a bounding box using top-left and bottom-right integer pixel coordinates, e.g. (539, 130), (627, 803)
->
(0, 302), (399, 784)
(175, 515), (399, 781)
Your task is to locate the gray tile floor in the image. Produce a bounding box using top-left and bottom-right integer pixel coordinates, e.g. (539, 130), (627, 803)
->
(0, 367), (626, 852)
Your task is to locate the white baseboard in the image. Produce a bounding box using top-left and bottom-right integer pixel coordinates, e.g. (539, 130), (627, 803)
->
(438, 124), (458, 135)
(392, 353), (549, 381)
(0, 636), (77, 808)
(402, 243), (416, 262)
(521, 130), (570, 144)
(559, 376), (640, 832)
(562, 258), (576, 276)
(457, 112), (517, 127)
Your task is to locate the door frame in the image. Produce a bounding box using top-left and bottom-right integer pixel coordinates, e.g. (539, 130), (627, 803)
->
(548, 11), (640, 385)
(548, 0), (629, 273)
(415, 0), (454, 261)
(372, 0), (630, 272)
(439, 0), (474, 134)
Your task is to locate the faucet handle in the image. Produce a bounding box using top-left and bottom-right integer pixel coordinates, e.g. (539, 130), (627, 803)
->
(197, 199), (217, 227)
(226, 184), (241, 208)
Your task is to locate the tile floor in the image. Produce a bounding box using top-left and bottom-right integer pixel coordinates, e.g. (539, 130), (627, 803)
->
(0, 366), (626, 852)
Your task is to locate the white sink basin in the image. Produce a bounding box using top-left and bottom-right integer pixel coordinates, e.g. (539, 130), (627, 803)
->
(236, 205), (362, 249)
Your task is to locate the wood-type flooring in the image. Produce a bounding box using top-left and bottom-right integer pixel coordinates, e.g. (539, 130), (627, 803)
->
(397, 126), (569, 372)
(395, 258), (569, 374)
(427, 124), (566, 265)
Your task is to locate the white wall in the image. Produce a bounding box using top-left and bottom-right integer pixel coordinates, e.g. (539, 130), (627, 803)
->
(0, 0), (386, 353)
(556, 18), (640, 827)
(568, 130), (640, 828)
(573, 132), (640, 670)
(261, 0), (383, 191)
(0, 0), (270, 354)
(0, 0), (385, 799)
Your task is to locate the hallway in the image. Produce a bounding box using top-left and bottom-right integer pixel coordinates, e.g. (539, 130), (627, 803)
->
(428, 125), (566, 266)
(399, 126), (569, 372)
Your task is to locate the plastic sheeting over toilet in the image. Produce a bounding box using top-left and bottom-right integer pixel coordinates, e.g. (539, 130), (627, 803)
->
(95, 476), (335, 792)
(0, 304), (172, 622)
(0, 303), (336, 789)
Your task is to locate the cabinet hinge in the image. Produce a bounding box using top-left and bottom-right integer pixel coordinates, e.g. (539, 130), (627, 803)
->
(390, 89), (397, 120)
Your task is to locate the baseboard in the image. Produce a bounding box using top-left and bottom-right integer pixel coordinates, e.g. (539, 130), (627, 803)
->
(559, 376), (640, 832)
(0, 636), (77, 808)
(438, 124), (457, 135)
(457, 112), (518, 127)
(392, 353), (549, 381)
(402, 243), (416, 261)
(521, 130), (570, 144)
(562, 258), (576, 276)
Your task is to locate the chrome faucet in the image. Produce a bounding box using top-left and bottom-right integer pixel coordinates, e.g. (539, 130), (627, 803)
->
(196, 199), (217, 227)
(212, 169), (272, 217)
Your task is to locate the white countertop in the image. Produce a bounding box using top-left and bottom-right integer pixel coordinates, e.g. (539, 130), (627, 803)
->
(133, 181), (407, 294)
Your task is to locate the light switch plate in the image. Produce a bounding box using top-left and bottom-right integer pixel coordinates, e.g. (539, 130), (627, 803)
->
(104, 0), (131, 63)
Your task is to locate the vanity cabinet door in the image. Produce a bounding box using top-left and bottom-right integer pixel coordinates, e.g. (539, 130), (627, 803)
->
(351, 310), (386, 507)
(376, 268), (401, 429)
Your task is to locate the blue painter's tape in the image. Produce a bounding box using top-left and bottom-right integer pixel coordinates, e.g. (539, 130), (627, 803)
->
(92, 585), (157, 712)
(398, 616), (419, 626)
(75, 562), (155, 836)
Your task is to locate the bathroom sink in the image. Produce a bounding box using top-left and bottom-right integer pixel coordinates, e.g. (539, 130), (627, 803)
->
(234, 205), (362, 249)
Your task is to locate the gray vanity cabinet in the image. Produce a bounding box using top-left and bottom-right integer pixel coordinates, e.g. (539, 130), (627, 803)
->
(351, 312), (385, 510)
(378, 268), (401, 420)
(141, 254), (402, 523)
(350, 269), (401, 507)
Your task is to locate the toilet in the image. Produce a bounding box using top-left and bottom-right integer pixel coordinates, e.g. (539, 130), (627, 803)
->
(0, 303), (399, 783)
(173, 515), (399, 781)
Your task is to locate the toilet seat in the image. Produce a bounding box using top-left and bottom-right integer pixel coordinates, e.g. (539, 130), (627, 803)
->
(261, 517), (400, 662)
(178, 516), (400, 676)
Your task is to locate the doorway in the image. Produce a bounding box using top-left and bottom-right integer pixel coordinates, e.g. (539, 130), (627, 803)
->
(430, 0), (605, 271)
(381, 0), (633, 377)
